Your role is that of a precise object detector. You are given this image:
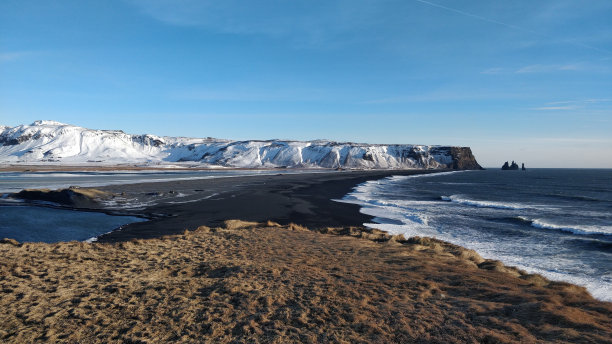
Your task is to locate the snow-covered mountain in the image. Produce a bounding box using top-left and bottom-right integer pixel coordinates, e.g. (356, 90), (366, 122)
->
(0, 121), (482, 169)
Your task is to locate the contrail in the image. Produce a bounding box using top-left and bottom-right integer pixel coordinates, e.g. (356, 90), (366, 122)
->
(413, 0), (611, 55)
(413, 0), (535, 34)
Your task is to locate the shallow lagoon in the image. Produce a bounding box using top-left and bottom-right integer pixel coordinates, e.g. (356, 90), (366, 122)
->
(0, 205), (146, 243)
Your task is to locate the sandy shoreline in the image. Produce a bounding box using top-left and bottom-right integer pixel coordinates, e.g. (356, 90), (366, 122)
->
(89, 169), (439, 242)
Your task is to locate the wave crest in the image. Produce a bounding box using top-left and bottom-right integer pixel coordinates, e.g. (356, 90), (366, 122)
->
(527, 218), (612, 236)
(441, 195), (527, 210)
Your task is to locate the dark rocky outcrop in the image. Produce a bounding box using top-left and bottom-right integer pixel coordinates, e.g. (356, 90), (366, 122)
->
(502, 161), (520, 170)
(433, 147), (483, 170)
(13, 187), (110, 207)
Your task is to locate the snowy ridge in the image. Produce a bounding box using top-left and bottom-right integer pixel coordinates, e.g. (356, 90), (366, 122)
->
(0, 121), (482, 169)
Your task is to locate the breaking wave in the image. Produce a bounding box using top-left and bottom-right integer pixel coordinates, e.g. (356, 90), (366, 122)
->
(518, 216), (612, 236)
(441, 195), (528, 210)
(339, 169), (612, 302)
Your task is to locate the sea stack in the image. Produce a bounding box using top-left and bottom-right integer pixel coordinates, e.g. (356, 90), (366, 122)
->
(501, 161), (519, 170)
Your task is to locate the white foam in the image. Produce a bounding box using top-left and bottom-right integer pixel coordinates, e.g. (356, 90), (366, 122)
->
(165, 193), (220, 204)
(84, 236), (99, 243)
(441, 194), (528, 210)
(337, 172), (612, 302)
(385, 170), (467, 181)
(530, 219), (612, 236)
(485, 252), (612, 302)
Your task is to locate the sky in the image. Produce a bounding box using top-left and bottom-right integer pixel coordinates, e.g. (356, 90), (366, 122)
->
(1, 0), (611, 168)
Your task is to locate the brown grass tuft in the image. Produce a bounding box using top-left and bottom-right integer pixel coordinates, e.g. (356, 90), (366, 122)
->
(389, 234), (408, 244)
(521, 274), (550, 287)
(68, 187), (111, 199)
(223, 219), (261, 230)
(265, 220), (282, 227)
(0, 238), (21, 247)
(478, 260), (523, 277)
(287, 222), (309, 231)
(195, 225), (214, 233)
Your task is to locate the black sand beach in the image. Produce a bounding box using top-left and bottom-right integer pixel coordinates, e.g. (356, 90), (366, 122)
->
(95, 170), (438, 242)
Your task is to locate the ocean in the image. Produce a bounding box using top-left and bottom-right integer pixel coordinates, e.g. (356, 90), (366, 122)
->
(340, 168), (612, 301)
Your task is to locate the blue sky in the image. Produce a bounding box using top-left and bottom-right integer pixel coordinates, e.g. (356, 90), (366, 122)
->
(1, 0), (611, 167)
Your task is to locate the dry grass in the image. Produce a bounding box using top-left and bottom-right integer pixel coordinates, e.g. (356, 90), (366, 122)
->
(1, 222), (611, 343)
(68, 187), (111, 199)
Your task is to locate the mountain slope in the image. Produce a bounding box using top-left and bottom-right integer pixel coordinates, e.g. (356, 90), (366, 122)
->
(0, 121), (482, 169)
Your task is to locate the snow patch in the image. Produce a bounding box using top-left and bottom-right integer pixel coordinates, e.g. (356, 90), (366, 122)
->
(0, 121), (476, 169)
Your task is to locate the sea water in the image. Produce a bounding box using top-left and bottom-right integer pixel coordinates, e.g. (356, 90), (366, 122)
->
(340, 169), (612, 301)
(0, 205), (146, 243)
(0, 169), (302, 193)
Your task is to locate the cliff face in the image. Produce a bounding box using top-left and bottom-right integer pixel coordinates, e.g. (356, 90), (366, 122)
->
(0, 121), (483, 170)
(448, 147), (483, 170)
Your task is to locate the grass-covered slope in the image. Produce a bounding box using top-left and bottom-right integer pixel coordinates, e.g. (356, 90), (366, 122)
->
(1, 222), (609, 343)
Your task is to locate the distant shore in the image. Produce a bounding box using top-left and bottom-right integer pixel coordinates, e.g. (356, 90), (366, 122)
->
(0, 164), (292, 172)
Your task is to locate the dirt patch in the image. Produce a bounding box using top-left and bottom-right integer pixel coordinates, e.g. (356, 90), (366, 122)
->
(1, 223), (610, 343)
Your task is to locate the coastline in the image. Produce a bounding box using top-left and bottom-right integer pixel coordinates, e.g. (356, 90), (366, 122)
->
(1, 168), (437, 242)
(92, 169), (440, 242)
(2, 168), (611, 342)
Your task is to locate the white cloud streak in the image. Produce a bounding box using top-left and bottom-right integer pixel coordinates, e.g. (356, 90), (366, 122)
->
(0, 51), (31, 62)
(531, 106), (576, 111)
(515, 64), (582, 73)
(531, 98), (612, 111)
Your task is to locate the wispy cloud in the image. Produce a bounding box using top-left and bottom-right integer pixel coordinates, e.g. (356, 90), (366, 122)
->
(515, 63), (583, 74)
(483, 62), (610, 75)
(583, 98), (612, 103)
(528, 137), (612, 144)
(363, 89), (529, 104)
(0, 51), (32, 62)
(127, 0), (381, 47)
(531, 106), (576, 111)
(531, 98), (612, 111)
